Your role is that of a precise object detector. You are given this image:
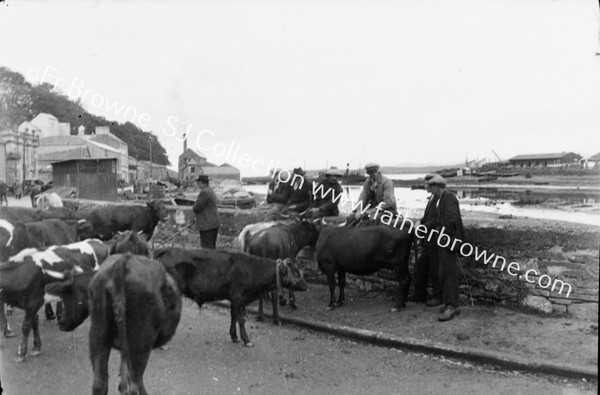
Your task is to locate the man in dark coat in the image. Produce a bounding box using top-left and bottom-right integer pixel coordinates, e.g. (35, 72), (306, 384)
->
(192, 175), (220, 249)
(412, 174), (442, 305)
(309, 169), (344, 218)
(287, 167), (311, 214)
(0, 180), (7, 206)
(428, 174), (465, 322)
(263, 169), (292, 221)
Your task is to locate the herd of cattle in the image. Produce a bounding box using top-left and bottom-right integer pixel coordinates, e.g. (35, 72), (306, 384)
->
(0, 201), (415, 394)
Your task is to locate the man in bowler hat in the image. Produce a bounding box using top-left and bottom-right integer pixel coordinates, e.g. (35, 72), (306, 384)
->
(193, 174), (220, 249)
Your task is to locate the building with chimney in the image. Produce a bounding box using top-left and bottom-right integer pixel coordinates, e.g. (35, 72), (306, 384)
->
(178, 138), (240, 185)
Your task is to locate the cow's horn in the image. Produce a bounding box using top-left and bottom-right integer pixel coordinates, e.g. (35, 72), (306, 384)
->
(321, 217), (328, 226)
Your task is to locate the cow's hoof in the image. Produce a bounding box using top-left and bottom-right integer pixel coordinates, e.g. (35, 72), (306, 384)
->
(289, 302), (297, 310)
(256, 316), (265, 322)
(14, 356), (25, 363)
(244, 342), (254, 347)
(326, 305), (334, 311)
(160, 345), (169, 350)
(30, 350), (41, 357)
(279, 299), (287, 307)
(232, 338), (241, 343)
(390, 307), (401, 313)
(273, 320), (282, 326)
(45, 314), (55, 321)
(3, 330), (16, 338)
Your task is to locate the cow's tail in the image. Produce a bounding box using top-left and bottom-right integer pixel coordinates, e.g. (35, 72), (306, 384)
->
(110, 254), (138, 394)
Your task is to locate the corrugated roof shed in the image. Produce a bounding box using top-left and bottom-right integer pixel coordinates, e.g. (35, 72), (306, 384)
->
(508, 152), (576, 161)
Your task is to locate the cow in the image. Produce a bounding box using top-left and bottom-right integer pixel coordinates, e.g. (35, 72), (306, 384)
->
(0, 218), (94, 328)
(154, 247), (307, 347)
(0, 206), (76, 222)
(315, 224), (414, 312)
(107, 230), (151, 257)
(0, 239), (109, 362)
(240, 219), (320, 324)
(44, 254), (181, 395)
(82, 200), (168, 241)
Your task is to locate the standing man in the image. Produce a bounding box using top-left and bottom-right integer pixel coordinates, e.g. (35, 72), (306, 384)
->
(193, 174), (220, 249)
(428, 174), (465, 322)
(353, 163), (397, 219)
(0, 180), (7, 206)
(413, 174), (442, 305)
(13, 180), (22, 199)
(309, 169), (344, 218)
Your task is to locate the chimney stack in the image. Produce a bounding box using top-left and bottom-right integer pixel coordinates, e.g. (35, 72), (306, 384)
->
(183, 133), (187, 152)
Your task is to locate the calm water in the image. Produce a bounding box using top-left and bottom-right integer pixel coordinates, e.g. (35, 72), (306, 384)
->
(244, 181), (600, 226)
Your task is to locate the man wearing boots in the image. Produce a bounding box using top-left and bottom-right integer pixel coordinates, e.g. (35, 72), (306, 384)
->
(428, 174), (465, 322)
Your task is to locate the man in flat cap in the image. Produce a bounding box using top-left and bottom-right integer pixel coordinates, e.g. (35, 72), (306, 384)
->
(413, 174), (442, 306)
(309, 168), (344, 219)
(193, 174), (220, 249)
(353, 162), (397, 219)
(428, 174), (465, 321)
(287, 167), (312, 214)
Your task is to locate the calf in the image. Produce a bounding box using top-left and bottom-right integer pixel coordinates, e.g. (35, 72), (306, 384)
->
(45, 254), (181, 395)
(241, 220), (320, 324)
(154, 247), (307, 347)
(316, 225), (414, 312)
(0, 239), (109, 362)
(82, 200), (168, 241)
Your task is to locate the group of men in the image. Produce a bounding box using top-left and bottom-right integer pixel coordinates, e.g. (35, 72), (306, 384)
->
(190, 163), (464, 322)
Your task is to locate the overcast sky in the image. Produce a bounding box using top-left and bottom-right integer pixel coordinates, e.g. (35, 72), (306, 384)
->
(1, 0), (599, 176)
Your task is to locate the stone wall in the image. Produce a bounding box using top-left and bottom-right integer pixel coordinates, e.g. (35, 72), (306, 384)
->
(81, 201), (598, 322)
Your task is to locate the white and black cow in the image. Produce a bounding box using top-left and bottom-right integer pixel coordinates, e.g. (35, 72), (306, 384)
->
(45, 254), (181, 395)
(81, 200), (168, 241)
(0, 239), (109, 362)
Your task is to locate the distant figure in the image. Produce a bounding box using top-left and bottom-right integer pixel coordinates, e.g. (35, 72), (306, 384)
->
(0, 180), (8, 206)
(286, 167), (311, 214)
(308, 169), (344, 219)
(30, 182), (43, 208)
(263, 169), (292, 221)
(192, 175), (220, 249)
(13, 180), (22, 199)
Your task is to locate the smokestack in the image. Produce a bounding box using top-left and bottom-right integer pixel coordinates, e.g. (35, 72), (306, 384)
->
(183, 133), (187, 152)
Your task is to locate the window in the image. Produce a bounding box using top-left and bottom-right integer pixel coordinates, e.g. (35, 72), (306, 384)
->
(190, 166), (195, 174)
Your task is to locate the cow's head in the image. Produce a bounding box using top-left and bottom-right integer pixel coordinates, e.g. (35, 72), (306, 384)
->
(277, 258), (308, 292)
(147, 200), (168, 222)
(109, 230), (150, 256)
(44, 270), (95, 331)
(73, 219), (95, 240)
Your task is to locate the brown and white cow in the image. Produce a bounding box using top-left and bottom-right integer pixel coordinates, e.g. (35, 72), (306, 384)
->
(0, 239), (109, 362)
(154, 247), (308, 347)
(46, 254), (182, 395)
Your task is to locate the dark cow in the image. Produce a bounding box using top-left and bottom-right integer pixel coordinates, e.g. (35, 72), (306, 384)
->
(316, 224), (414, 312)
(240, 219), (320, 324)
(107, 230), (151, 257)
(154, 247), (307, 347)
(0, 206), (76, 222)
(45, 254), (181, 395)
(0, 239), (109, 362)
(82, 200), (168, 241)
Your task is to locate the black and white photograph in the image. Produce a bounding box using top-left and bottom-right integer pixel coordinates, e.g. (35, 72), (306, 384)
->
(0, 0), (598, 394)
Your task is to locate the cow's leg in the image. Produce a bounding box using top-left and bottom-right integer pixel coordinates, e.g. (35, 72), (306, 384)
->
(288, 289), (297, 310)
(56, 302), (63, 320)
(0, 303), (15, 338)
(337, 270), (346, 307)
(44, 303), (55, 320)
(91, 345), (111, 395)
(229, 305), (239, 343)
(257, 294), (265, 322)
(391, 255), (412, 312)
(30, 313), (42, 356)
(127, 350), (151, 395)
(319, 261), (337, 310)
(237, 305), (253, 347)
(16, 310), (34, 363)
(271, 291), (281, 326)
